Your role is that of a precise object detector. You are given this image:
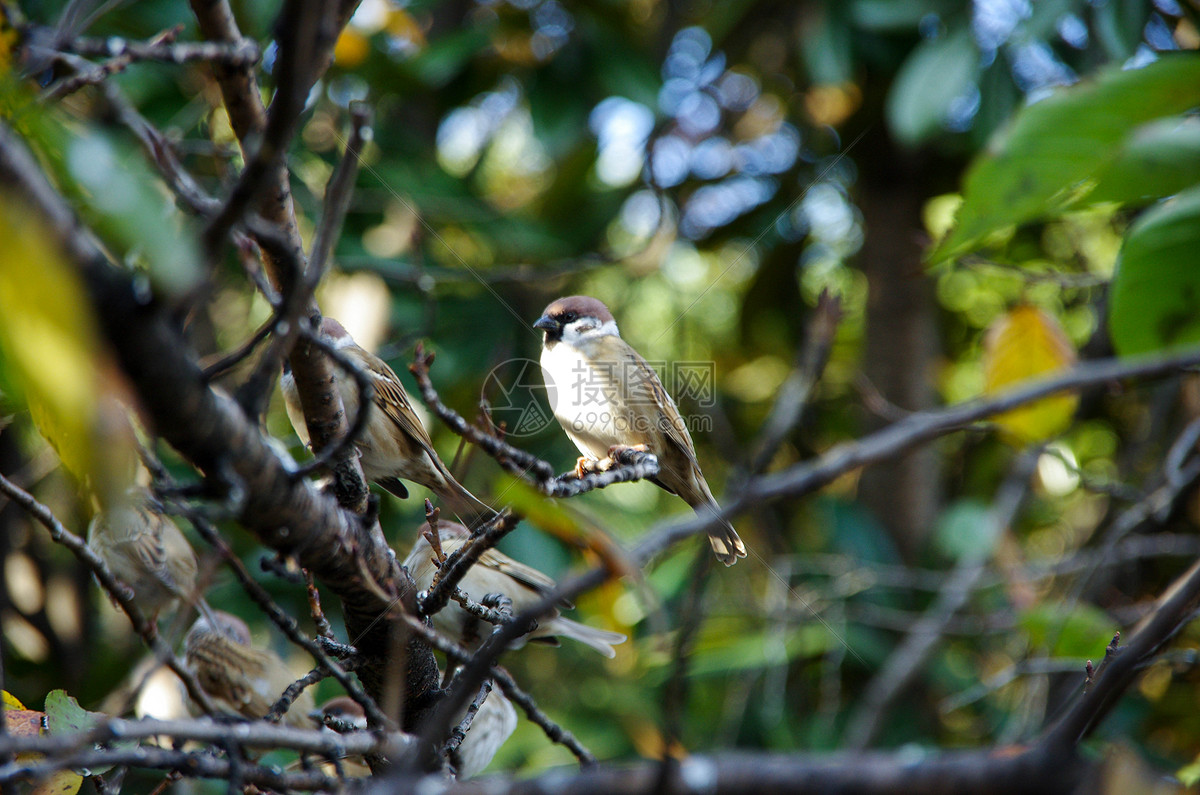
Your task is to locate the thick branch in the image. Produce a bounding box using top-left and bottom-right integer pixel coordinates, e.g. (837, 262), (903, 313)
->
(374, 745), (1089, 795)
(0, 119), (438, 727)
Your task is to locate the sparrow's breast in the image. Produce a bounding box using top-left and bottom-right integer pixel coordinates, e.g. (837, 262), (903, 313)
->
(540, 342), (625, 458)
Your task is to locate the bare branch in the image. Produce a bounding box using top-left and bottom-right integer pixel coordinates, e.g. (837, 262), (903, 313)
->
(0, 474), (218, 715)
(0, 119), (439, 726)
(409, 345), (660, 495)
(843, 448), (1040, 749)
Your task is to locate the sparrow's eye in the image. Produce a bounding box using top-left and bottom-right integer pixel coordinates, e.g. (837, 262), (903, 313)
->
(561, 312), (577, 323)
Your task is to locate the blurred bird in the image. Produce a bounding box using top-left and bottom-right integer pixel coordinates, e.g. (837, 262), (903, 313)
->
(310, 696), (373, 778)
(453, 684), (516, 779)
(281, 317), (493, 525)
(311, 688), (515, 780)
(87, 493), (200, 622)
(535, 295), (746, 565)
(404, 520), (626, 657)
(183, 611), (314, 728)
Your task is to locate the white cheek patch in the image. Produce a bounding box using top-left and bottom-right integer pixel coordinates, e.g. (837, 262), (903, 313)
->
(561, 318), (619, 345)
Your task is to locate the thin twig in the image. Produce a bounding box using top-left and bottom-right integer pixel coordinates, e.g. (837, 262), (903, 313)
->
(419, 512), (522, 619)
(68, 33), (260, 65)
(288, 325), (376, 480)
(842, 447), (1040, 749)
(747, 289), (842, 472)
(0, 474), (219, 716)
(444, 680), (493, 770)
(409, 344), (660, 495)
(180, 508), (391, 729)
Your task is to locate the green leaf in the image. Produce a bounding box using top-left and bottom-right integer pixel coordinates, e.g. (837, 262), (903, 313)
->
(44, 690), (98, 736)
(1087, 117), (1200, 206)
(886, 29), (978, 147)
(684, 621), (835, 678)
(931, 55), (1200, 262)
(1020, 603), (1113, 657)
(44, 690), (133, 776)
(932, 499), (997, 563)
(1108, 186), (1200, 356)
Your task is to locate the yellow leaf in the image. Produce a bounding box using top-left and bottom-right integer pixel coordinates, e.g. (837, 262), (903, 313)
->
(2, 698), (82, 795)
(0, 197), (137, 504)
(0, 5), (16, 77)
(31, 770), (82, 795)
(982, 305), (1078, 444)
(334, 29), (370, 67)
(385, 9), (426, 49)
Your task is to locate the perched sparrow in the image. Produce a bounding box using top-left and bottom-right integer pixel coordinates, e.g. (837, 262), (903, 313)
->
(183, 611), (314, 728)
(310, 697), (373, 777)
(87, 494), (200, 622)
(311, 689), (514, 780)
(535, 295), (746, 565)
(453, 684), (516, 779)
(281, 317), (493, 525)
(404, 520), (626, 657)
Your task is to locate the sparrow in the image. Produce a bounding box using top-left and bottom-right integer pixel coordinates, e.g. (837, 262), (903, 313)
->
(183, 610), (314, 728)
(281, 316), (493, 525)
(311, 688), (515, 780)
(534, 295), (746, 565)
(87, 493), (200, 622)
(451, 683), (516, 779)
(404, 520), (627, 657)
(310, 696), (373, 778)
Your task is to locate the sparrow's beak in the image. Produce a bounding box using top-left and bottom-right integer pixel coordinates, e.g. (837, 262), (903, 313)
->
(533, 314), (560, 332)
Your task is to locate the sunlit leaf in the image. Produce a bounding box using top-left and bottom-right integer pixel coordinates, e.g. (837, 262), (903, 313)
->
(0, 4), (16, 76)
(0, 197), (137, 503)
(1180, 753), (1200, 788)
(333, 29), (370, 67)
(932, 55), (1200, 262)
(1019, 602), (1113, 657)
(1108, 186), (1200, 356)
(684, 620), (833, 678)
(0, 692), (82, 795)
(1087, 117), (1200, 206)
(982, 305), (1078, 444)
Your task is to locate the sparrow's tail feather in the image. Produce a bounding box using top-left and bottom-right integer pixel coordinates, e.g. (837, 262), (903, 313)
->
(547, 618), (627, 658)
(691, 501), (747, 566)
(433, 475), (498, 529)
(708, 519), (746, 566)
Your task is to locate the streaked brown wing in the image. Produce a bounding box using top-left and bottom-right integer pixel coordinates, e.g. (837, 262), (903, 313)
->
(479, 548), (557, 593)
(367, 357), (438, 451)
(619, 342), (700, 464)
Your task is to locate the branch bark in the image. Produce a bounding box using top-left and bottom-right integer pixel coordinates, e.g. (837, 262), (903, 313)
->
(0, 119), (439, 728)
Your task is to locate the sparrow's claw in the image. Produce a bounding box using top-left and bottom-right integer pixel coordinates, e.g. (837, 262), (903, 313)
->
(574, 456), (601, 478)
(481, 592), (514, 619)
(607, 444), (650, 464)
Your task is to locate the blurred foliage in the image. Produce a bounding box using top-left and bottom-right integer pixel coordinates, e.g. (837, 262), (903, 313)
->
(3, 0), (1200, 788)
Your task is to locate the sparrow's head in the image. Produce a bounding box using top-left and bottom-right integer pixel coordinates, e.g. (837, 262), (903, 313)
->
(312, 696), (368, 730)
(186, 610), (252, 650)
(320, 317), (355, 349)
(533, 296), (618, 345)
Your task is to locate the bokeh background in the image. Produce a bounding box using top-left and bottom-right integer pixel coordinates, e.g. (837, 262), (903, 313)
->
(3, 0), (1200, 787)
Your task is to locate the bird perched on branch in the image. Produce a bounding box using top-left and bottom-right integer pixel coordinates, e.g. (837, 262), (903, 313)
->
(281, 316), (493, 525)
(534, 295), (746, 565)
(404, 520), (626, 657)
(451, 684), (517, 779)
(312, 688), (515, 780)
(183, 610), (314, 728)
(87, 492), (201, 623)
